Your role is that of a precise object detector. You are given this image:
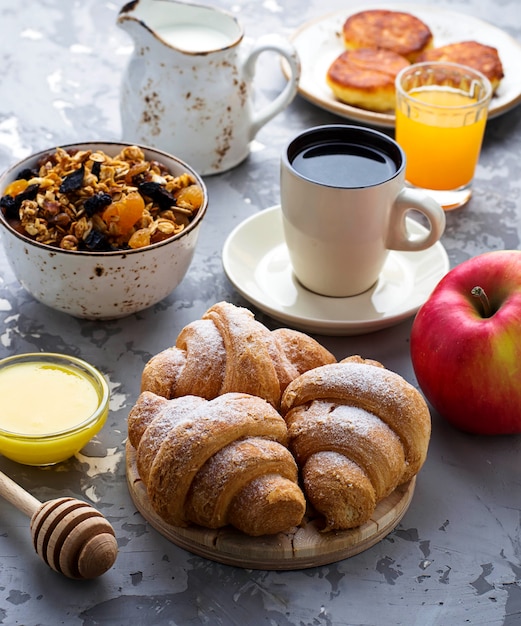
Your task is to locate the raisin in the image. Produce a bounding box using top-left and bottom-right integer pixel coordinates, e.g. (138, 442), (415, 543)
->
(1, 183), (40, 219)
(131, 171), (148, 186)
(0, 195), (18, 219)
(83, 192), (112, 217)
(91, 161), (101, 180)
(59, 165), (85, 194)
(138, 181), (177, 210)
(138, 181), (161, 198)
(83, 229), (112, 251)
(16, 183), (39, 203)
(16, 167), (37, 181)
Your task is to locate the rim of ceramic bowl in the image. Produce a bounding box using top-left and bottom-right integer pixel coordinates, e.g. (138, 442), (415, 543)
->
(0, 352), (110, 440)
(0, 141), (208, 257)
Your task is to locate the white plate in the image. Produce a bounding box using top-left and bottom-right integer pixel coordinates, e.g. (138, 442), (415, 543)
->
(222, 206), (450, 336)
(283, 3), (521, 127)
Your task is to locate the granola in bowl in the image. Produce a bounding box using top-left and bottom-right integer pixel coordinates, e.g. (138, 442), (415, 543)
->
(0, 142), (208, 319)
(0, 145), (203, 252)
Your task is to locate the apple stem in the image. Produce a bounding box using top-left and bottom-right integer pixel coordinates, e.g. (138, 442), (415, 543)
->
(471, 286), (492, 317)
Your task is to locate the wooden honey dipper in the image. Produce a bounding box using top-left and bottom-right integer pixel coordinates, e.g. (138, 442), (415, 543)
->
(0, 469), (118, 579)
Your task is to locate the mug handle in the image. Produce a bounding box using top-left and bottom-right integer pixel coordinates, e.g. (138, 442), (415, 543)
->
(243, 34), (301, 139)
(386, 188), (446, 251)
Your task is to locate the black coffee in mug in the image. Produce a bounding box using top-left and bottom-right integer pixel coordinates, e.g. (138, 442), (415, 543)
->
(287, 125), (402, 188)
(280, 123), (444, 297)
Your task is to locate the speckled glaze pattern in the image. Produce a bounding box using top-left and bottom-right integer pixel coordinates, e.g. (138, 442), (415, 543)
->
(118, 0), (301, 175)
(0, 1), (520, 625)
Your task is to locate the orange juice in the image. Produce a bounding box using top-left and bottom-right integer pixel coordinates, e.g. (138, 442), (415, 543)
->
(395, 88), (487, 190)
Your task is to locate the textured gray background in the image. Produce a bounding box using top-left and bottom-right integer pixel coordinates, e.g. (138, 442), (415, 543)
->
(0, 1), (520, 624)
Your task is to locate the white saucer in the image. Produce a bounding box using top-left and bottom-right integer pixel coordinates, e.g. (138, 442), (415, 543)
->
(222, 206), (450, 336)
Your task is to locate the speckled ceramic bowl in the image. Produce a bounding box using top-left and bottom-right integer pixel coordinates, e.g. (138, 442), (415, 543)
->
(0, 142), (207, 319)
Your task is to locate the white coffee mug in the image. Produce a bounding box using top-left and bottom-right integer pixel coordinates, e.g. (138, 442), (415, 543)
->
(117, 0), (300, 175)
(280, 125), (446, 297)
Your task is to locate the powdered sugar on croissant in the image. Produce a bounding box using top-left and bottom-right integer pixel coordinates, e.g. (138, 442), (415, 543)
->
(280, 355), (431, 531)
(141, 301), (336, 408)
(128, 391), (307, 536)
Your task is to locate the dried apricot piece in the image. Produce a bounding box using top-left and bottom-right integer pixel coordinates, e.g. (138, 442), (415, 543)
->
(4, 179), (29, 197)
(175, 184), (203, 208)
(102, 191), (145, 233)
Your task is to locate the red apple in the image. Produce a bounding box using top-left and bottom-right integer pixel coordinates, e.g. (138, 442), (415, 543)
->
(410, 250), (521, 435)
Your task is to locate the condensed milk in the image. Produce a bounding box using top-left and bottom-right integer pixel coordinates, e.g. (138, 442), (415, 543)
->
(0, 353), (109, 465)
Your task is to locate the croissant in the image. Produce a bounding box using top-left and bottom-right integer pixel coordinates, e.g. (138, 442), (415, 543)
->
(128, 390), (307, 536)
(140, 301), (336, 408)
(280, 356), (431, 531)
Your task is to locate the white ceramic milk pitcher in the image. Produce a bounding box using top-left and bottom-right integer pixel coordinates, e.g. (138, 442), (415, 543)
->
(117, 0), (301, 175)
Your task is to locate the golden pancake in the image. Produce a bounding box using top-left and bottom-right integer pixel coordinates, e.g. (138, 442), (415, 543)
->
(342, 9), (433, 62)
(326, 48), (410, 112)
(418, 41), (504, 92)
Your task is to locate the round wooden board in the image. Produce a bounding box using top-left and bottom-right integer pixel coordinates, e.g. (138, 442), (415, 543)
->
(126, 441), (416, 570)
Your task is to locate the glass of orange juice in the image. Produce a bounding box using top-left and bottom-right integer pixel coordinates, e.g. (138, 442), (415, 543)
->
(395, 62), (492, 210)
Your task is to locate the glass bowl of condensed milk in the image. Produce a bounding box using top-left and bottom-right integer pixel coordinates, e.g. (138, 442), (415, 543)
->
(0, 353), (109, 465)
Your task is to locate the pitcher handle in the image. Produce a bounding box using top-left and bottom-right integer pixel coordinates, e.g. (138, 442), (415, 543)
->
(243, 34), (301, 140)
